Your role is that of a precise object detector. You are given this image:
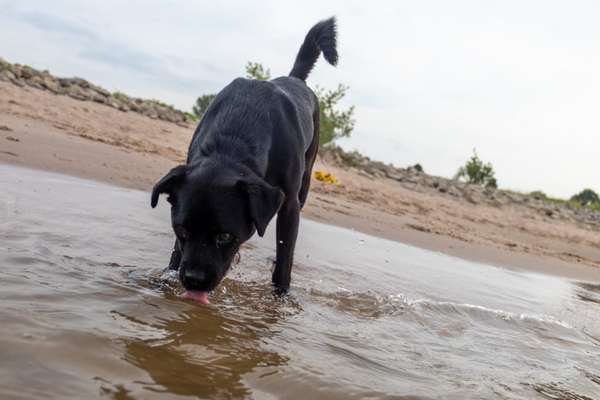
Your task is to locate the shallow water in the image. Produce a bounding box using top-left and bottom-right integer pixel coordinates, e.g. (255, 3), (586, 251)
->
(1, 164), (599, 400)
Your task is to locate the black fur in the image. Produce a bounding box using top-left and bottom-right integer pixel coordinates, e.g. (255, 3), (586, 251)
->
(289, 17), (338, 81)
(152, 17), (338, 294)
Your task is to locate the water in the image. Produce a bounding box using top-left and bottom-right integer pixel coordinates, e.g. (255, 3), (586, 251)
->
(1, 164), (599, 400)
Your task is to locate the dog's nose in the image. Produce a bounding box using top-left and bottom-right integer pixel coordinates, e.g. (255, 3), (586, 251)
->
(180, 267), (210, 290)
(183, 269), (206, 282)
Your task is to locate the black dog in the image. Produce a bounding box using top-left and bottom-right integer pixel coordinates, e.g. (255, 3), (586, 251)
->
(151, 17), (338, 302)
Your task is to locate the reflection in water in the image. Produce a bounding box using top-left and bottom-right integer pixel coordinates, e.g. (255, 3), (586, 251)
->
(2, 165), (600, 400)
(122, 293), (291, 399)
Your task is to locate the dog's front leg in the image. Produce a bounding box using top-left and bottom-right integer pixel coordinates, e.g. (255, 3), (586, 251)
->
(273, 199), (300, 293)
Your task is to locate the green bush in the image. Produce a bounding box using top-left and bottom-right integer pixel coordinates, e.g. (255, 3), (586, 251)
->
(245, 61), (271, 81)
(570, 189), (600, 206)
(184, 111), (199, 122)
(529, 190), (547, 200)
(454, 149), (497, 189)
(192, 94), (216, 119)
(314, 84), (355, 146)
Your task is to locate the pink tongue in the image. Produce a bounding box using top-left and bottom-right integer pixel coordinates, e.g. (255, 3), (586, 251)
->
(181, 290), (210, 304)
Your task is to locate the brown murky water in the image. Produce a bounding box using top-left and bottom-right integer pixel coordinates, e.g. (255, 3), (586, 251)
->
(1, 164), (600, 399)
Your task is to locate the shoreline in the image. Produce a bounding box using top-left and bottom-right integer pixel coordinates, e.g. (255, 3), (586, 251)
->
(2, 80), (600, 282)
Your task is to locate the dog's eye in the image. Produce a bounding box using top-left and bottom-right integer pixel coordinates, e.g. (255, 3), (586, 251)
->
(174, 225), (189, 240)
(215, 233), (234, 246)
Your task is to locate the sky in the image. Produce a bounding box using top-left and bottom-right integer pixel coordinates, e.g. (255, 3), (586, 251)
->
(1, 0), (598, 198)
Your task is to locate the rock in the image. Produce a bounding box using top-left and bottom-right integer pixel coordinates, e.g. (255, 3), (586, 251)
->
(91, 85), (110, 97)
(20, 65), (38, 79)
(25, 75), (45, 89)
(385, 171), (405, 181)
(66, 85), (91, 100)
(447, 186), (461, 197)
(0, 69), (16, 82)
(11, 64), (23, 78)
(91, 94), (108, 104)
(41, 76), (61, 93)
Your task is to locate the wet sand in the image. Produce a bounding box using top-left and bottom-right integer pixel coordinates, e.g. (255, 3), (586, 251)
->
(1, 80), (600, 281)
(1, 165), (600, 399)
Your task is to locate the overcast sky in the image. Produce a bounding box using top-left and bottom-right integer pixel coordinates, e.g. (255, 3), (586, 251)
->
(1, 0), (598, 198)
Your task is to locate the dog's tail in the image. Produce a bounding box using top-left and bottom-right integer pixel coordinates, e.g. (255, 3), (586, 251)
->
(289, 17), (338, 81)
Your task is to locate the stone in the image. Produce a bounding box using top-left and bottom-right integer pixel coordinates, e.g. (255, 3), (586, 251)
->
(66, 85), (91, 101)
(41, 77), (61, 94)
(91, 94), (107, 104)
(25, 75), (45, 89)
(0, 69), (16, 82)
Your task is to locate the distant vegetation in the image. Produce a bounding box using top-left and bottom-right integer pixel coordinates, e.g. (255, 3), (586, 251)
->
(528, 189), (600, 212)
(192, 94), (216, 119)
(454, 149), (497, 189)
(571, 189), (600, 206)
(192, 61), (355, 147)
(245, 61), (271, 81)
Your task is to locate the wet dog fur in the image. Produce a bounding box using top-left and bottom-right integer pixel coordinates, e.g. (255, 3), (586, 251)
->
(151, 17), (338, 294)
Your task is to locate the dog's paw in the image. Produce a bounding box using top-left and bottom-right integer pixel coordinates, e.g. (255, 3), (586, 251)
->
(272, 285), (290, 297)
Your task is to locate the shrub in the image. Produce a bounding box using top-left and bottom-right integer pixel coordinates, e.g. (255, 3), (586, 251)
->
(245, 61), (271, 81)
(571, 189), (600, 206)
(412, 163), (424, 173)
(529, 190), (548, 200)
(315, 84), (355, 146)
(184, 111), (199, 122)
(192, 94), (216, 119)
(454, 149), (497, 188)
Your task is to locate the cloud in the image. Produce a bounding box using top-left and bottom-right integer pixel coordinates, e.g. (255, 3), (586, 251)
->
(7, 7), (216, 93)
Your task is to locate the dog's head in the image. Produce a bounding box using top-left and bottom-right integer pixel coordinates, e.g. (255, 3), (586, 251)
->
(151, 161), (284, 292)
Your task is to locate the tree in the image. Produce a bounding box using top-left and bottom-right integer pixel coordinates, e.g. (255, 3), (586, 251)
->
(454, 149), (498, 189)
(571, 189), (600, 206)
(245, 61), (271, 81)
(192, 94), (216, 119)
(315, 84), (355, 146)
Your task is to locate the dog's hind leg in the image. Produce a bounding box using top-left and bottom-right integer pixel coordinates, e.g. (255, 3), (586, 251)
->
(272, 198), (301, 293)
(298, 110), (320, 209)
(167, 239), (182, 270)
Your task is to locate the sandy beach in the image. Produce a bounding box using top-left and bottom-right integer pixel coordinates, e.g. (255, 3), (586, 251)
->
(2, 79), (600, 281)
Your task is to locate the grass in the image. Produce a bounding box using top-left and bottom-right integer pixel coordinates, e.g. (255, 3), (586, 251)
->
(525, 189), (600, 212)
(150, 99), (176, 110)
(495, 189), (600, 213)
(112, 91), (129, 101)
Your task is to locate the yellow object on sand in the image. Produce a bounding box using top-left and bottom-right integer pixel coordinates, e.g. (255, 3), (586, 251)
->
(314, 170), (339, 184)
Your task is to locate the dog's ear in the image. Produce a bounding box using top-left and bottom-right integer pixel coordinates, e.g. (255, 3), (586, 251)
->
(151, 165), (188, 208)
(238, 178), (285, 237)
